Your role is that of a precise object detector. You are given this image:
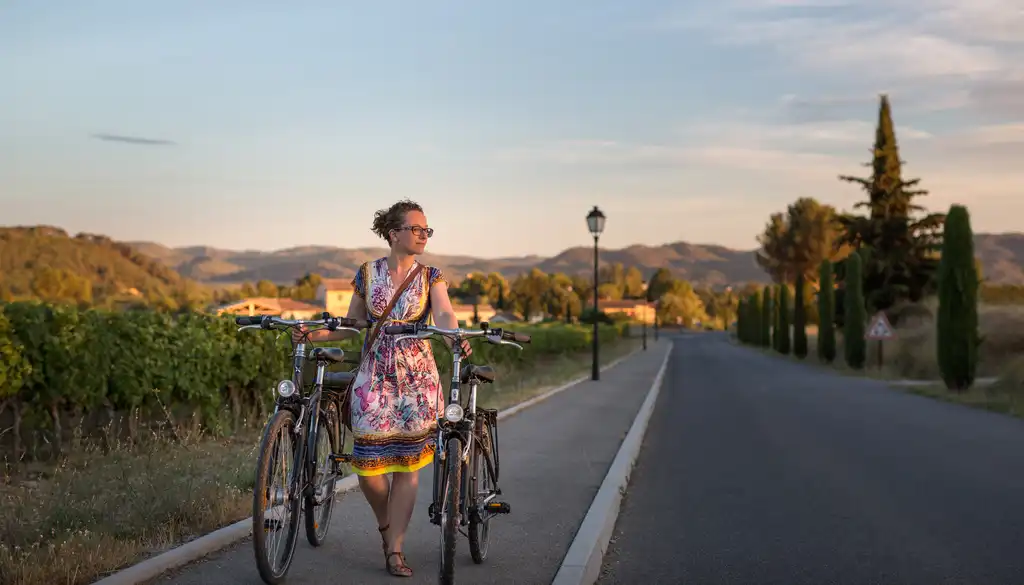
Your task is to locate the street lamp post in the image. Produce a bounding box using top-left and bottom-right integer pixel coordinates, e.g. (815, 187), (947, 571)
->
(586, 206), (606, 381)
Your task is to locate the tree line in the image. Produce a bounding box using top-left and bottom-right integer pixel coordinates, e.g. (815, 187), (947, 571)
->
(741, 94), (982, 391)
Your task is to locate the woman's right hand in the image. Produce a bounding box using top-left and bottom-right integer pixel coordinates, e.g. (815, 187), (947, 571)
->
(291, 324), (309, 344)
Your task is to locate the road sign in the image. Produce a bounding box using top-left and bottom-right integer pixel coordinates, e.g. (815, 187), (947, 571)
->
(865, 311), (895, 340)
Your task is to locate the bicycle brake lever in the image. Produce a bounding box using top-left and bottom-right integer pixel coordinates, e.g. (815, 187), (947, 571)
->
(499, 340), (523, 351)
(237, 324), (262, 333)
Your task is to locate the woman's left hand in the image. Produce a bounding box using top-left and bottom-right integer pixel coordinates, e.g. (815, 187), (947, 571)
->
(459, 339), (472, 357)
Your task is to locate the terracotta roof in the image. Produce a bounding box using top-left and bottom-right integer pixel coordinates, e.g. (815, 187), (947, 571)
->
(452, 303), (495, 313)
(598, 299), (653, 310)
(219, 297), (323, 313)
(319, 278), (354, 291)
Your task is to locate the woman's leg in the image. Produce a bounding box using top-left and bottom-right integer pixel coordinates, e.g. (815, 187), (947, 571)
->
(386, 469), (420, 554)
(358, 474), (392, 531)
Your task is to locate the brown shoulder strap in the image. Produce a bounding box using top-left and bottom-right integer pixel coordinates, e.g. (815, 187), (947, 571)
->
(363, 263), (425, 354)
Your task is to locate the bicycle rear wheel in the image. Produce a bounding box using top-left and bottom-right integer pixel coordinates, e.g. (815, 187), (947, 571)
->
(469, 420), (498, 564)
(304, 400), (340, 546)
(439, 435), (461, 585)
(252, 410), (302, 585)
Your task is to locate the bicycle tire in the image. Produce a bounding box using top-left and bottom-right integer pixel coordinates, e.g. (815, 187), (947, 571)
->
(439, 435), (461, 585)
(468, 420), (497, 564)
(304, 401), (340, 547)
(252, 409), (302, 585)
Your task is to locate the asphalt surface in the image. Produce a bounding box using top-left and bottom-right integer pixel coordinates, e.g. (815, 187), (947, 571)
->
(598, 333), (1024, 585)
(153, 342), (670, 585)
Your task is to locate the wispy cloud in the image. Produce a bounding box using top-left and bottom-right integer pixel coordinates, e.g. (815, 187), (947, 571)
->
(91, 133), (176, 146)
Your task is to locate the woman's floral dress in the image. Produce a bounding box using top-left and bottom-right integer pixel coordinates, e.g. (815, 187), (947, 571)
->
(349, 257), (446, 476)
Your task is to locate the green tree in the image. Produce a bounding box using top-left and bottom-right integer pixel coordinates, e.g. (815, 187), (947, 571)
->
(761, 286), (773, 348)
(748, 291), (762, 346)
(817, 260), (837, 363)
(777, 285), (791, 354)
(836, 94), (945, 314)
(756, 197), (845, 284)
(843, 252), (867, 369)
(646, 268), (675, 302)
(657, 280), (709, 328)
(793, 274), (808, 358)
(936, 205), (980, 391)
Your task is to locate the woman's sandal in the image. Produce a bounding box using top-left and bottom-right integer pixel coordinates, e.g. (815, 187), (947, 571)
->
(386, 551), (413, 577)
(378, 524), (390, 558)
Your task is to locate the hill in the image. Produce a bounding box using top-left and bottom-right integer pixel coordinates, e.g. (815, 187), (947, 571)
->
(127, 233), (1024, 287)
(0, 226), (208, 305)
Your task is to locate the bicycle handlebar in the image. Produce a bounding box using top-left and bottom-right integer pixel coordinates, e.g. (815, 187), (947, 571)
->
(235, 313), (371, 333)
(382, 322), (531, 344)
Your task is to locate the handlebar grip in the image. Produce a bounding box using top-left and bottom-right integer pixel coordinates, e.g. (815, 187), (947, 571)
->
(235, 316), (264, 326)
(512, 332), (531, 343)
(384, 324), (415, 334)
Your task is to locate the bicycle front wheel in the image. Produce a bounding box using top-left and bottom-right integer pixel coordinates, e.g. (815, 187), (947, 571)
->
(252, 409), (302, 585)
(439, 435), (462, 585)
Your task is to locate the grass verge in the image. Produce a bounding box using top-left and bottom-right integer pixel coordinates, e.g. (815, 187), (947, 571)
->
(0, 336), (643, 585)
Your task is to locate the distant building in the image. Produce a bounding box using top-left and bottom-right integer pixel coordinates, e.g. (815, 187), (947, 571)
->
(316, 278), (355, 317)
(215, 297), (323, 320)
(597, 299), (656, 323)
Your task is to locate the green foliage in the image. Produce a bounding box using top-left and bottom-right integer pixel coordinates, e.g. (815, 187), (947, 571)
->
(936, 205), (980, 391)
(0, 301), (626, 458)
(760, 286), (773, 348)
(756, 197), (844, 284)
(793, 275), (808, 358)
(817, 260), (837, 363)
(777, 285), (791, 354)
(843, 252), (867, 369)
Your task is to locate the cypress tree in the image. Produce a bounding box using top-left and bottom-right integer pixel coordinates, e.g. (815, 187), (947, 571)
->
(936, 205), (980, 391)
(817, 259), (837, 363)
(761, 286), (773, 348)
(750, 291), (763, 346)
(740, 297), (748, 343)
(844, 252), (867, 369)
(772, 286), (781, 350)
(777, 285), (791, 354)
(793, 274), (808, 358)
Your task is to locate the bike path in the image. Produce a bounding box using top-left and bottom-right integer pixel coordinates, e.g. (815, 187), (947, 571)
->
(597, 333), (1024, 584)
(155, 342), (670, 585)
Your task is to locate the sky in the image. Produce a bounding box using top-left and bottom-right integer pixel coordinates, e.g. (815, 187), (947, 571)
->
(2, 0), (1022, 258)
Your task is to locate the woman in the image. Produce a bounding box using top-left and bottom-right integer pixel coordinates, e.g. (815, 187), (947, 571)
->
(293, 199), (470, 578)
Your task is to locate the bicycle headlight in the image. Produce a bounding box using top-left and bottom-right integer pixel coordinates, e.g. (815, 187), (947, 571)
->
(277, 379), (297, 398)
(443, 403), (464, 423)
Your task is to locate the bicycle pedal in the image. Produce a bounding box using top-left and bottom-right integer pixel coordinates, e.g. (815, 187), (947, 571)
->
(264, 518), (284, 531)
(484, 501), (511, 514)
(330, 453), (352, 463)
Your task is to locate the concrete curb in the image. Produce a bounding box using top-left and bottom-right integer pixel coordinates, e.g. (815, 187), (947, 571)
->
(550, 342), (674, 585)
(91, 344), (649, 585)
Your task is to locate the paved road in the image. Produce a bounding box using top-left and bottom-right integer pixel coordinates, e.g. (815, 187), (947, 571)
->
(154, 342), (670, 585)
(598, 333), (1024, 585)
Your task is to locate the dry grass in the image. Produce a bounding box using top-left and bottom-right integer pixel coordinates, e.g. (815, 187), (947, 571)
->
(0, 337), (642, 585)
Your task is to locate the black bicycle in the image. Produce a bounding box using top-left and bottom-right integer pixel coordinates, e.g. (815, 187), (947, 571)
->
(235, 312), (369, 585)
(384, 321), (530, 585)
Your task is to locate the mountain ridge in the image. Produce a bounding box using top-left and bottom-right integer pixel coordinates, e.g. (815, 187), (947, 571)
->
(125, 232), (1024, 287)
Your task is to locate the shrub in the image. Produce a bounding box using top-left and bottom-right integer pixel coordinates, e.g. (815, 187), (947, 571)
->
(777, 285), (791, 355)
(761, 286), (773, 348)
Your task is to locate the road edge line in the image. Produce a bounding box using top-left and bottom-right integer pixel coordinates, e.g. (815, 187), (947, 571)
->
(549, 341), (674, 585)
(91, 342), (652, 585)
